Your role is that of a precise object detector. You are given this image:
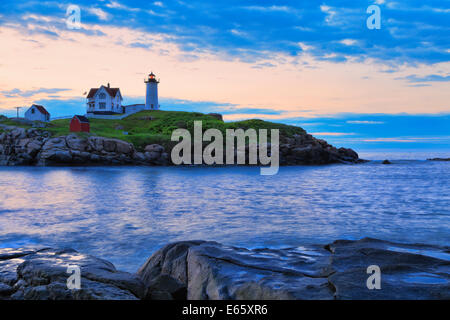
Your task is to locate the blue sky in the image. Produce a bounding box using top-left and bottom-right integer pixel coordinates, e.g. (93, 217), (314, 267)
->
(0, 0), (449, 153)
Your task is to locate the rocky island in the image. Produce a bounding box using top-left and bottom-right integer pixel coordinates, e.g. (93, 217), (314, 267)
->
(0, 111), (361, 166)
(0, 238), (448, 300)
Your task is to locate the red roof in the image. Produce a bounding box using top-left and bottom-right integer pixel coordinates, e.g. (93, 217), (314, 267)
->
(73, 115), (90, 123)
(32, 104), (50, 116)
(86, 86), (121, 98)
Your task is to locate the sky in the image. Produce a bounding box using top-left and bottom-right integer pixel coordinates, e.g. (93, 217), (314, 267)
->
(0, 0), (449, 152)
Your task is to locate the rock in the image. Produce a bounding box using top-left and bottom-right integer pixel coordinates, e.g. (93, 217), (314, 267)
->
(10, 128), (27, 139)
(428, 158), (450, 161)
(103, 139), (116, 153)
(1, 123), (361, 167)
(27, 140), (44, 157)
(326, 238), (450, 300)
(132, 151), (146, 162)
(115, 140), (133, 154)
(382, 160), (392, 164)
(144, 151), (160, 161)
(139, 239), (450, 300)
(0, 282), (13, 296)
(87, 136), (105, 152)
(41, 137), (67, 150)
(0, 247), (145, 300)
(144, 144), (164, 153)
(115, 125), (125, 131)
(66, 134), (87, 151)
(338, 147), (358, 159)
(144, 274), (187, 300)
(138, 241), (334, 300)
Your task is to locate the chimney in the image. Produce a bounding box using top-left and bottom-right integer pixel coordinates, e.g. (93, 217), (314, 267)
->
(107, 83), (110, 88)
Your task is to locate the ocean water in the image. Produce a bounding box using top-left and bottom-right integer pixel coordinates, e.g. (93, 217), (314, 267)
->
(0, 160), (449, 272)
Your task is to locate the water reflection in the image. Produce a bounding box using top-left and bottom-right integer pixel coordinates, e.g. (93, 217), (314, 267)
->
(0, 162), (449, 272)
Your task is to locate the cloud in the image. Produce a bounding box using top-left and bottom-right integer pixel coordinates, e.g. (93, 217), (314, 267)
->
(340, 39), (357, 46)
(128, 42), (152, 49)
(362, 138), (417, 143)
(311, 132), (356, 136)
(106, 1), (140, 12)
(87, 8), (110, 21)
(1, 1), (449, 65)
(399, 74), (450, 83)
(347, 120), (384, 124)
(242, 5), (293, 13)
(251, 62), (276, 69)
(220, 108), (284, 116)
(0, 88), (71, 98)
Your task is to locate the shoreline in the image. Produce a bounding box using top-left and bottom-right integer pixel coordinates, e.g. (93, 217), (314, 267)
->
(0, 124), (361, 167)
(1, 237), (448, 300)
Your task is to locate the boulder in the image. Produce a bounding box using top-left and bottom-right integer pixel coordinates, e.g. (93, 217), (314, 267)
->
(10, 128), (26, 139)
(138, 239), (450, 300)
(338, 147), (359, 160)
(103, 139), (117, 153)
(115, 140), (133, 154)
(65, 134), (88, 151)
(41, 137), (67, 151)
(138, 241), (334, 300)
(144, 274), (187, 300)
(87, 136), (104, 152)
(144, 151), (160, 161)
(326, 238), (450, 299)
(144, 144), (165, 154)
(382, 159), (392, 164)
(0, 247), (145, 300)
(27, 140), (44, 157)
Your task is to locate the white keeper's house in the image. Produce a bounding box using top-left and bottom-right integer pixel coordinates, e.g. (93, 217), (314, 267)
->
(86, 72), (160, 116)
(86, 83), (123, 115)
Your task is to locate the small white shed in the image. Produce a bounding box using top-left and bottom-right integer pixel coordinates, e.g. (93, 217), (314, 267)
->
(24, 104), (50, 122)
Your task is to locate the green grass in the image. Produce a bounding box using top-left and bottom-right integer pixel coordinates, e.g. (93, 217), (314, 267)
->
(1, 110), (306, 150)
(0, 118), (33, 129)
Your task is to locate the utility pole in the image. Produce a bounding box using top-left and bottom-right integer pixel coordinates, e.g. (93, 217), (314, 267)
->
(15, 107), (21, 118)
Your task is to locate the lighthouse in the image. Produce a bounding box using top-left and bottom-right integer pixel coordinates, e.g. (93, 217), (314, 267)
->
(145, 72), (159, 110)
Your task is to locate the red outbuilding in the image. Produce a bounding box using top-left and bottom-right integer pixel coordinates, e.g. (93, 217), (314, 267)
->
(70, 115), (90, 133)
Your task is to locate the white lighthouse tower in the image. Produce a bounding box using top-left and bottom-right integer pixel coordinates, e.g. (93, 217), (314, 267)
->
(145, 72), (159, 110)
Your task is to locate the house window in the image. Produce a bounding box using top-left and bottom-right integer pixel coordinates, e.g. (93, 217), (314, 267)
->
(31, 109), (35, 114)
(99, 93), (106, 99)
(99, 102), (106, 109)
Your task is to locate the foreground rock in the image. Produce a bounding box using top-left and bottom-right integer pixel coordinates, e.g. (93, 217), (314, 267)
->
(1, 238), (448, 300)
(138, 238), (450, 300)
(0, 248), (145, 300)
